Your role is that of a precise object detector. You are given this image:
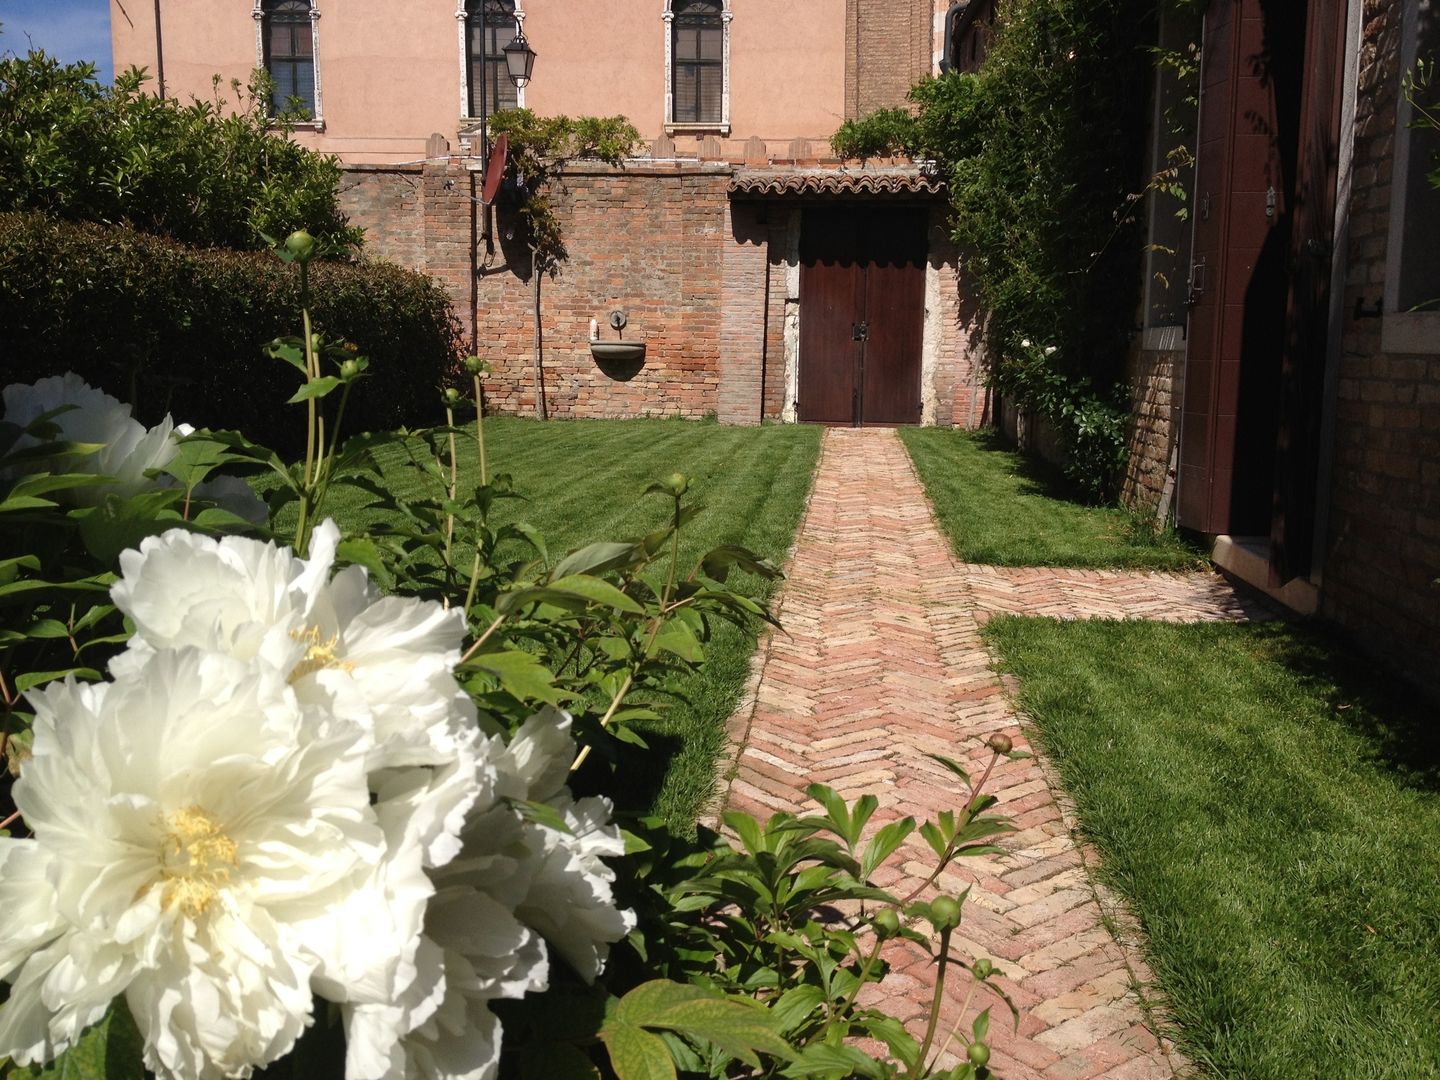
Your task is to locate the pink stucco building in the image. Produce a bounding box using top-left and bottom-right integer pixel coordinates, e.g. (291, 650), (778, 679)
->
(111, 1), (986, 429)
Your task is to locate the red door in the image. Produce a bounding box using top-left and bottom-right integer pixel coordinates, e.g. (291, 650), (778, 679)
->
(798, 207), (926, 425)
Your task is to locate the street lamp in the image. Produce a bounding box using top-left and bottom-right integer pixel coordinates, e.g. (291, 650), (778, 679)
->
(502, 28), (536, 89)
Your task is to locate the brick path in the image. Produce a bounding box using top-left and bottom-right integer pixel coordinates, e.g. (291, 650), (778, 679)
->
(717, 428), (1272, 1079)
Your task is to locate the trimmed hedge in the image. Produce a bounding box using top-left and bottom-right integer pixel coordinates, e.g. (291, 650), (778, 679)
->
(0, 214), (462, 450)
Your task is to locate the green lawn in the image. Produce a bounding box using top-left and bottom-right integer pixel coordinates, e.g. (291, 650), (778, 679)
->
(317, 416), (822, 830)
(985, 617), (1440, 1078)
(899, 428), (1204, 569)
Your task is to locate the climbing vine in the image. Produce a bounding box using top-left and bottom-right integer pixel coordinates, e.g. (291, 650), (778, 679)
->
(833, 0), (1203, 500)
(486, 109), (641, 275)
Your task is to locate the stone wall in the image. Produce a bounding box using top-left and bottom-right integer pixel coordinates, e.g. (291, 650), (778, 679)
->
(1321, 0), (1440, 685)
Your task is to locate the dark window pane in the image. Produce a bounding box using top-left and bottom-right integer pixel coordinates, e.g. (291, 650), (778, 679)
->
(263, 0), (314, 117)
(671, 0), (722, 124)
(465, 0), (518, 117)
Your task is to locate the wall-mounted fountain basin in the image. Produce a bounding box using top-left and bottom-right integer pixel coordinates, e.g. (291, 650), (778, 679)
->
(590, 341), (646, 363)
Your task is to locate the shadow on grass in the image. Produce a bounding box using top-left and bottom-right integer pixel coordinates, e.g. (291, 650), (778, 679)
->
(1248, 620), (1440, 792)
(968, 430), (1092, 503)
(573, 728), (687, 817)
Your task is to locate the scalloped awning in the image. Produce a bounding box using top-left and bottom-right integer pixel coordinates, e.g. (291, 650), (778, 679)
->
(728, 166), (945, 199)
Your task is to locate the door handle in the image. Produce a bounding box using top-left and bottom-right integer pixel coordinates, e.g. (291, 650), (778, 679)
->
(852, 322), (869, 341)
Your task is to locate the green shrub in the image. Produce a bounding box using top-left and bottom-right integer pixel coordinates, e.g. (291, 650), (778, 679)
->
(0, 213), (462, 449)
(948, 0), (1156, 497)
(0, 51), (360, 250)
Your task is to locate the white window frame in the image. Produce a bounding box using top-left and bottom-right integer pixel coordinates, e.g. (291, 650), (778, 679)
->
(456, 0), (527, 123)
(663, 0), (731, 135)
(253, 0), (324, 130)
(1382, 0), (1440, 354)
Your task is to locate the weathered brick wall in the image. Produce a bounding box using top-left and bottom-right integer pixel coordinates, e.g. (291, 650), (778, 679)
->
(845, 0), (935, 119)
(475, 164), (731, 419)
(339, 166), (426, 272)
(717, 201), (770, 424)
(1323, 0), (1440, 683)
(929, 216), (987, 428)
(1121, 345), (1183, 513)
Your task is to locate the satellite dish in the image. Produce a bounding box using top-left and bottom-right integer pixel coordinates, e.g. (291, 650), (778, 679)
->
(481, 133), (509, 205)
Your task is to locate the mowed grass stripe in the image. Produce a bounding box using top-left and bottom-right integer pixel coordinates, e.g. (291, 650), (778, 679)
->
(899, 427), (1204, 569)
(985, 617), (1440, 1078)
(318, 416), (822, 829)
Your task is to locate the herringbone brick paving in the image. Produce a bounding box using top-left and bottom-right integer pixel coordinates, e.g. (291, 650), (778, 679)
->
(717, 428), (1274, 1079)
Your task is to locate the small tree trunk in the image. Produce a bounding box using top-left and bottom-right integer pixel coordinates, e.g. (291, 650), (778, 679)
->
(531, 247), (547, 420)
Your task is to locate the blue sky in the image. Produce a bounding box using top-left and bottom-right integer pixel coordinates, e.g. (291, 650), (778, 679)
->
(1, 0), (113, 83)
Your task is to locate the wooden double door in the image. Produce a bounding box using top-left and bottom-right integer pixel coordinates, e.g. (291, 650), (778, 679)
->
(797, 207), (927, 425)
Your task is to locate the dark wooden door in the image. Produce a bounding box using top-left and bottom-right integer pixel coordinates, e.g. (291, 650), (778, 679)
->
(798, 208), (926, 425)
(1269, 0), (1348, 582)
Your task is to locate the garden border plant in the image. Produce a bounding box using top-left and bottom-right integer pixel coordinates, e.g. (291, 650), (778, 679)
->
(0, 231), (1026, 1080)
(833, 0), (1203, 501)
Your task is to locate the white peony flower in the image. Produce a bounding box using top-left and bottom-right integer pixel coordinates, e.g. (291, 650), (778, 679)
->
(1, 373), (266, 522)
(1044, 345), (1058, 357)
(357, 710), (634, 1080)
(111, 520), (477, 783)
(0, 648), (387, 1079)
(3, 372), (181, 502)
(1020, 338), (1032, 348)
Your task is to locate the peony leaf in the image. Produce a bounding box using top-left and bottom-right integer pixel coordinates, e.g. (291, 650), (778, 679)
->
(598, 1021), (675, 1080)
(285, 376), (342, 404)
(550, 541), (643, 581)
(464, 648), (564, 704)
(8, 998), (145, 1080)
(612, 980), (791, 1068)
(546, 574), (644, 614)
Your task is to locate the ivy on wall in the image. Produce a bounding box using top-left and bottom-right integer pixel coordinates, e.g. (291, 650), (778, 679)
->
(835, 0), (1174, 499)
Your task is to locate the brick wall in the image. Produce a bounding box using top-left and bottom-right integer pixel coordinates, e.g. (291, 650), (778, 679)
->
(473, 164), (732, 419)
(845, 0), (935, 119)
(339, 166), (426, 271)
(1322, 0), (1440, 685)
(342, 160), (984, 435)
(1121, 345), (1183, 514)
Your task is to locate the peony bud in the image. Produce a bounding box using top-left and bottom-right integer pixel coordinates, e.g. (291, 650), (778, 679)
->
(284, 229), (316, 263)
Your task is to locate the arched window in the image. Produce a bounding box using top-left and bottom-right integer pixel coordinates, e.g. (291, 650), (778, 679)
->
(465, 0), (519, 119)
(669, 0), (723, 125)
(260, 0), (316, 118)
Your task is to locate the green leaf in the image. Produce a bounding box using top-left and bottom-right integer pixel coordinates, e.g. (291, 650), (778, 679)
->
(8, 998), (145, 1080)
(75, 490), (185, 564)
(652, 619), (703, 663)
(465, 648), (563, 704)
(598, 1022), (675, 1080)
(612, 981), (791, 1068)
(551, 541), (643, 581)
(547, 574), (644, 614)
(16, 667), (102, 692)
(928, 753), (972, 789)
(336, 537), (396, 591)
(778, 1043), (886, 1079)
(769, 984), (825, 1034)
(285, 375), (342, 404)
(860, 818), (916, 879)
(700, 543), (781, 583)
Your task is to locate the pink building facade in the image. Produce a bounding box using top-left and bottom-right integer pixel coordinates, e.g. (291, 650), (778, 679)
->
(112, 0), (984, 429)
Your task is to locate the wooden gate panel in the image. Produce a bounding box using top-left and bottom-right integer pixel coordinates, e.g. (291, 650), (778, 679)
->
(798, 210), (862, 424)
(861, 211), (927, 425)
